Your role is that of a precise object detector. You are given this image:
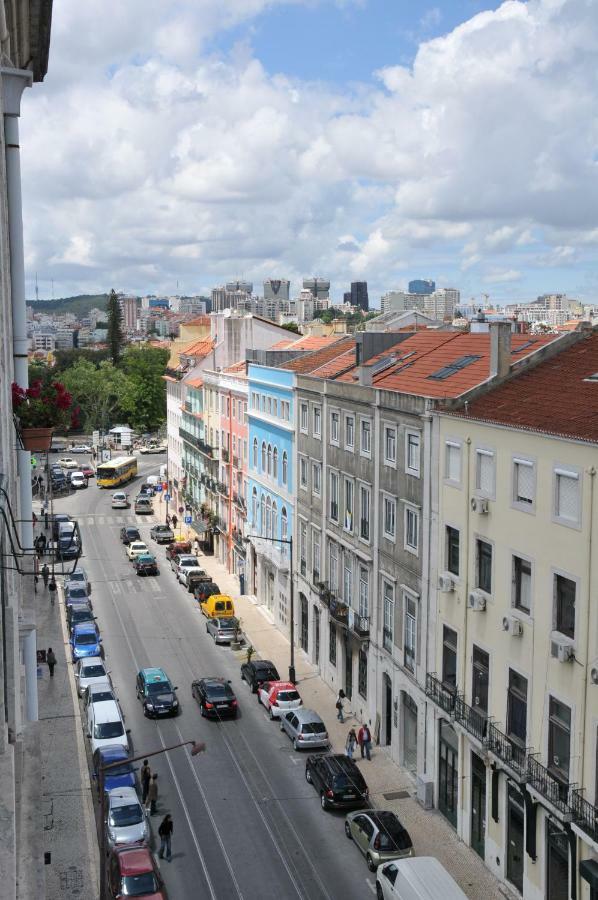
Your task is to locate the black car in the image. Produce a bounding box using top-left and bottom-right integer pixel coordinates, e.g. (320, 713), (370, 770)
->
(66, 601), (95, 633)
(138, 483), (154, 496)
(240, 659), (280, 694)
(51, 513), (72, 540)
(51, 472), (68, 492)
(305, 754), (370, 811)
(149, 524), (175, 544)
(120, 526), (141, 545)
(191, 677), (237, 718)
(135, 668), (179, 718)
(194, 580), (221, 602)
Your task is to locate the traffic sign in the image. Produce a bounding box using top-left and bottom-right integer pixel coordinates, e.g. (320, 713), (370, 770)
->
(164, 493), (171, 501)
(154, 484), (163, 492)
(184, 516), (192, 524)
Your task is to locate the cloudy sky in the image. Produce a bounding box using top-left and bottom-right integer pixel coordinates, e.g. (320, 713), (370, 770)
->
(20, 0), (598, 306)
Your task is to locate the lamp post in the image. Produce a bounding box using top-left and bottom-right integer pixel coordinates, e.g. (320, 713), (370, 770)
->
(245, 533), (295, 684)
(98, 740), (205, 900)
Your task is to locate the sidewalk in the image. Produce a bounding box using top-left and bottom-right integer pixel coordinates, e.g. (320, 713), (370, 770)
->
(197, 550), (516, 900)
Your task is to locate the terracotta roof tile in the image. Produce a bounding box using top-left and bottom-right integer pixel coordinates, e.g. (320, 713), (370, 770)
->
(283, 338), (356, 374)
(185, 376), (204, 388)
(223, 360), (247, 374)
(180, 338), (214, 357)
(184, 316), (211, 326)
(270, 335), (343, 352)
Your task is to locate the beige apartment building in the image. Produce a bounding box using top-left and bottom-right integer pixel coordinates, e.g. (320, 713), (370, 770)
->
(429, 330), (598, 900)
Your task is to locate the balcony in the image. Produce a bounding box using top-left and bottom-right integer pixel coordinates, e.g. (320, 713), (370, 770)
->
(179, 427), (201, 449)
(425, 673), (456, 716)
(217, 481), (229, 496)
(252, 536), (289, 574)
(233, 493), (246, 511)
(316, 581), (332, 608)
(382, 626), (393, 654)
(329, 596), (349, 626)
(184, 400), (193, 413)
(527, 756), (573, 817)
(233, 455), (241, 469)
(571, 789), (598, 844)
(232, 528), (245, 549)
(454, 696), (488, 743)
(222, 449), (230, 463)
(485, 722), (529, 782)
(348, 610), (369, 639)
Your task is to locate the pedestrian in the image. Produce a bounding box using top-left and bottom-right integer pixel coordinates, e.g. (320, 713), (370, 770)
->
(140, 759), (151, 804)
(46, 647), (57, 678)
(335, 689), (345, 723)
(193, 537), (200, 556)
(37, 532), (47, 558)
(165, 514), (171, 527)
(32, 511), (38, 529)
(358, 723), (372, 760)
(41, 564), (49, 588)
(345, 728), (357, 759)
(158, 814), (173, 861)
(146, 774), (158, 815)
(48, 577), (56, 605)
(171, 514), (178, 530)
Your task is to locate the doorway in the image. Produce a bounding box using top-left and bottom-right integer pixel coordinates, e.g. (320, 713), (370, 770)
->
(344, 643), (353, 700)
(313, 607), (320, 666)
(546, 820), (569, 900)
(267, 571), (275, 612)
(300, 594), (308, 652)
(402, 693), (417, 773)
(507, 784), (524, 893)
(470, 752), (486, 860)
(438, 720), (458, 828)
(383, 674), (392, 746)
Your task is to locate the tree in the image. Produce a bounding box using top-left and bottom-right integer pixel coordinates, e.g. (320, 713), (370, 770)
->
(60, 359), (128, 431)
(281, 322), (300, 334)
(119, 346), (169, 432)
(106, 289), (124, 365)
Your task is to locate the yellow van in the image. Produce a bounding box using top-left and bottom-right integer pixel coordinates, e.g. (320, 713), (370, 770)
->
(200, 594), (235, 618)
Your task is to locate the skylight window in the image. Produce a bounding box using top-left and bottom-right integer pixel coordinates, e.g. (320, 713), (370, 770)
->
(512, 340), (537, 354)
(583, 373), (598, 383)
(427, 355), (482, 381)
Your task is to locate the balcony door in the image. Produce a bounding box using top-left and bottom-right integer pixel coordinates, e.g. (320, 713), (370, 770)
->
(438, 719), (458, 828)
(507, 784), (524, 893)
(470, 752), (486, 860)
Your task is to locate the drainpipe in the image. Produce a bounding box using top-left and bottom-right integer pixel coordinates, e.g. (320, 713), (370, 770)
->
(2, 67), (37, 721)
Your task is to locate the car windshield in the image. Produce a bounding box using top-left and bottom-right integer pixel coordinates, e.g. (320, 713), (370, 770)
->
(109, 804), (143, 827)
(206, 683), (233, 699)
(91, 690), (114, 703)
(121, 873), (159, 897)
(81, 665), (105, 678)
(217, 620), (236, 631)
(69, 572), (85, 582)
(260, 669), (278, 681)
(179, 558), (197, 567)
(301, 721), (327, 735)
(94, 722), (124, 739)
(277, 691), (300, 703)
(76, 633), (98, 645)
(68, 588), (88, 598)
(105, 761), (133, 777)
(146, 682), (170, 695)
(126, 531), (140, 539)
(72, 610), (93, 624)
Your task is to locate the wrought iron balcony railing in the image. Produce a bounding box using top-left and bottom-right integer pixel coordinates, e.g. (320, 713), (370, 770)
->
(349, 611), (370, 639)
(527, 756), (573, 815)
(233, 455), (241, 468)
(485, 722), (530, 780)
(329, 597), (348, 625)
(222, 449), (229, 463)
(425, 673), (457, 716)
(382, 626), (393, 653)
(454, 695), (488, 743)
(571, 789), (598, 842)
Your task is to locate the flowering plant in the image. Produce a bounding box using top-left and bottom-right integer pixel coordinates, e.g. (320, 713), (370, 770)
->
(12, 380), (80, 431)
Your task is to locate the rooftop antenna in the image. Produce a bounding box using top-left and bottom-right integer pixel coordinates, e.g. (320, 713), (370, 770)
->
(35, 272), (39, 302)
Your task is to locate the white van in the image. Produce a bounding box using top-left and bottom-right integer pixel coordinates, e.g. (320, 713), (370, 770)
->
(376, 857), (468, 900)
(87, 699), (128, 754)
(159, 464), (167, 480)
(146, 475), (159, 487)
(70, 471), (88, 489)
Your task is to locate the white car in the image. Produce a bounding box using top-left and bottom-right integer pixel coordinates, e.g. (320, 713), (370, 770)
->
(71, 444), (92, 453)
(58, 456), (78, 469)
(127, 541), (149, 561)
(258, 681), (303, 719)
(88, 699), (128, 755)
(111, 492), (130, 509)
(75, 657), (110, 697)
(70, 471), (88, 489)
(105, 786), (149, 850)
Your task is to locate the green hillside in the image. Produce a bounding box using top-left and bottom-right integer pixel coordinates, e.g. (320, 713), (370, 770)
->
(27, 293), (111, 318)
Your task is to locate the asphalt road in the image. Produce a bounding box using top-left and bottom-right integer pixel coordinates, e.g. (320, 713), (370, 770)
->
(55, 457), (376, 900)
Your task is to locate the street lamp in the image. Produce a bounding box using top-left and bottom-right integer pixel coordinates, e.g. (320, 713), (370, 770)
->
(245, 533), (295, 684)
(98, 740), (205, 900)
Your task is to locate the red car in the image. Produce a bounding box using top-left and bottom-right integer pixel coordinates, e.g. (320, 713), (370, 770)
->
(80, 463), (95, 478)
(165, 540), (192, 560)
(107, 846), (167, 899)
(258, 681), (302, 719)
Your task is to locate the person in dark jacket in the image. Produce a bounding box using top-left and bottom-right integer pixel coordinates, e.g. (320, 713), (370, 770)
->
(46, 648), (57, 678)
(140, 760), (151, 804)
(146, 773), (159, 815)
(158, 814), (173, 861)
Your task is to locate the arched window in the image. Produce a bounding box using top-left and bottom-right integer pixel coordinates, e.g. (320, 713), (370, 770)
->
(252, 438), (258, 470)
(252, 487), (258, 527)
(266, 497), (272, 538)
(261, 441), (266, 472)
(272, 501), (278, 540)
(282, 451), (288, 486)
(273, 447), (278, 479)
(267, 444), (272, 476)
(260, 494), (265, 535)
(281, 506), (288, 543)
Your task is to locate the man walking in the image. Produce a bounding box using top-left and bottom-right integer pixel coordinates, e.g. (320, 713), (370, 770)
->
(146, 773), (159, 815)
(41, 564), (49, 589)
(46, 647), (57, 678)
(358, 723), (372, 760)
(140, 759), (151, 804)
(158, 814), (173, 861)
(335, 689), (345, 723)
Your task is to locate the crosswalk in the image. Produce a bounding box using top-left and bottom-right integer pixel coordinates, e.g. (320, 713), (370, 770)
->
(109, 576), (162, 595)
(81, 514), (161, 527)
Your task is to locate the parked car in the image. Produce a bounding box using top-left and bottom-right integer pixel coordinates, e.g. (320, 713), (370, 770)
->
(85, 681), (115, 712)
(138, 483), (154, 496)
(51, 472), (68, 492)
(376, 858), (468, 900)
(105, 786), (149, 850)
(240, 659), (280, 693)
(200, 594), (235, 619)
(64, 584), (92, 606)
(194, 580), (221, 603)
(88, 699), (128, 755)
(177, 564), (205, 587)
(345, 810), (413, 871)
(70, 471), (88, 489)
(71, 621), (102, 662)
(134, 554), (159, 576)
(70, 444), (92, 453)
(134, 496), (153, 515)
(185, 571), (211, 595)
(80, 464), (95, 478)
(74, 656), (109, 697)
(206, 616), (241, 644)
(191, 677), (237, 718)
(93, 745), (136, 794)
(65, 566), (91, 595)
(165, 540), (191, 560)
(280, 709), (329, 752)
(127, 541), (149, 561)
(258, 681), (302, 719)
(135, 668), (179, 718)
(150, 524), (174, 544)
(305, 753), (369, 810)
(120, 526), (141, 545)
(67, 601), (95, 634)
(58, 456), (78, 469)
(171, 553), (197, 575)
(111, 492), (130, 509)
(106, 846), (167, 900)
(51, 513), (72, 541)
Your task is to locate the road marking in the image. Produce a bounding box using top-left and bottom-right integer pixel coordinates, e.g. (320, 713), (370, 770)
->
(365, 879), (376, 894)
(110, 581), (122, 595)
(149, 579), (160, 593)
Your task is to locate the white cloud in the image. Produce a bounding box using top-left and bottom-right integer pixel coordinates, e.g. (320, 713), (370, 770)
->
(483, 268), (522, 284)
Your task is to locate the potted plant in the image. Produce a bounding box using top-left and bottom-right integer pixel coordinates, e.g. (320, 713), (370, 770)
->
(231, 618), (244, 651)
(12, 379), (80, 451)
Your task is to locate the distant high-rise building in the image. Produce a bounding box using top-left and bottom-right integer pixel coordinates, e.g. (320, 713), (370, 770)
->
(343, 292), (352, 305)
(226, 280), (253, 295)
(264, 279), (290, 302)
(350, 281), (369, 311)
(119, 295), (139, 330)
(423, 288), (460, 320)
(409, 279), (435, 295)
(303, 277), (330, 302)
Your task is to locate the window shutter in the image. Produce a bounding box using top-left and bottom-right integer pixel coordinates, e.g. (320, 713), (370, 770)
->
(515, 461), (534, 503)
(478, 452), (494, 494)
(557, 473), (579, 520)
(447, 444), (460, 482)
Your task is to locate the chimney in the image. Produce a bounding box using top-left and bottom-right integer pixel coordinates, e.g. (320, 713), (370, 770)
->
(489, 321), (512, 379)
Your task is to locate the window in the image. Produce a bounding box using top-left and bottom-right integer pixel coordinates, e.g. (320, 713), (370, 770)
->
(281, 507), (288, 544)
(273, 447), (278, 479)
(548, 697), (571, 780)
(272, 399), (278, 418)
(329, 542), (338, 592)
(442, 626), (457, 690)
(299, 521), (307, 577)
(267, 397), (272, 415)
(282, 451), (288, 486)
(312, 530), (321, 582)
(405, 506), (419, 554)
(260, 494), (265, 534)
(330, 471), (339, 521)
(475, 449), (495, 497)
(345, 415), (355, 449)
(265, 497), (272, 538)
(445, 441), (461, 484)
(261, 442), (266, 472)
(358, 567), (369, 618)
(476, 539), (492, 594)
(507, 669), (527, 745)
(358, 649), (368, 699)
(384, 426), (397, 464)
(251, 488), (258, 527)
(360, 419), (371, 456)
(272, 501), (278, 539)
(383, 497), (396, 540)
(313, 406), (321, 438)
(330, 410), (339, 444)
(344, 479), (354, 531)
(555, 468), (580, 525)
(300, 457), (308, 489)
(267, 444), (272, 476)
(252, 438), (258, 469)
(404, 595), (417, 673)
(446, 526), (460, 576)
(359, 486), (370, 541)
(405, 431), (420, 476)
(554, 573), (576, 639)
(383, 582), (394, 652)
(300, 403), (308, 433)
(472, 646), (489, 715)
(513, 458), (535, 507)
(343, 553), (353, 605)
(312, 463), (321, 495)
(513, 556), (532, 614)
(329, 622), (337, 666)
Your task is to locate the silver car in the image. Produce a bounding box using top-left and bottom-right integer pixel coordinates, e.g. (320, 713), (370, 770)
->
(65, 566), (91, 595)
(345, 810), (414, 871)
(279, 708), (329, 751)
(105, 787), (149, 849)
(84, 681), (115, 712)
(206, 617), (241, 644)
(75, 657), (110, 698)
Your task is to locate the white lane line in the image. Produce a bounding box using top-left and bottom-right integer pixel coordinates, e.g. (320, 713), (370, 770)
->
(110, 581), (122, 595)
(149, 579), (160, 593)
(365, 879), (376, 894)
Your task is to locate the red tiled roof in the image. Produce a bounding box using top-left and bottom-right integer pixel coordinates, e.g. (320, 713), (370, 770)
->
(180, 338), (214, 358)
(270, 335), (343, 351)
(448, 330), (598, 442)
(283, 338), (356, 375)
(184, 315), (211, 326)
(310, 345), (357, 378)
(223, 361), (247, 374)
(185, 376), (204, 388)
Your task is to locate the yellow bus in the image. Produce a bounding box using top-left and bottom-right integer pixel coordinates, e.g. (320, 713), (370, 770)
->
(96, 456), (138, 488)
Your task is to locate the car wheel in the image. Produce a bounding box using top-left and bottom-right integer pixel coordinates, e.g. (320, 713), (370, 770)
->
(305, 767), (312, 784)
(200, 704), (205, 717)
(344, 821), (352, 840)
(293, 738), (299, 751)
(376, 885), (384, 900)
(320, 792), (328, 811)
(366, 854), (376, 872)
(240, 670), (245, 681)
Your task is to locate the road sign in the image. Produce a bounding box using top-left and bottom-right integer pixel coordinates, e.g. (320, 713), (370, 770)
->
(164, 493), (171, 501)
(92, 430), (100, 447)
(184, 515), (192, 524)
(154, 484), (163, 492)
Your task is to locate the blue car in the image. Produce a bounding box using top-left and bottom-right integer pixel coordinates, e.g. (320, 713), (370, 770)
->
(92, 745), (136, 794)
(71, 621), (102, 661)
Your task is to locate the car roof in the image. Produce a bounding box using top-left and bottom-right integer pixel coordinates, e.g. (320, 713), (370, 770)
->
(107, 786), (139, 806)
(366, 810), (407, 831)
(293, 708), (323, 724)
(213, 617), (236, 626)
(124, 526), (140, 534)
(267, 681), (295, 692)
(177, 555), (197, 562)
(198, 676), (229, 687)
(152, 524), (170, 530)
(115, 846), (154, 875)
(137, 554), (155, 561)
(131, 541), (147, 547)
(96, 743), (128, 761)
(74, 622), (97, 634)
(140, 667), (168, 682)
(87, 681), (113, 696)
(79, 656), (103, 668)
(69, 600), (93, 610)
(92, 700), (122, 722)
(253, 660), (276, 670)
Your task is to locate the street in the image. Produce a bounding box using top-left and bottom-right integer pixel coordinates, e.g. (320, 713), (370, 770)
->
(54, 456), (375, 900)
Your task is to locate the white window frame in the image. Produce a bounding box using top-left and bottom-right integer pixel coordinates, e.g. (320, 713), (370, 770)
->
(330, 409), (340, 446)
(553, 465), (582, 529)
(444, 439), (462, 487)
(511, 551), (533, 617)
(512, 456), (536, 513)
(551, 567), (579, 643)
(312, 528), (321, 581)
(383, 495), (397, 542)
(344, 414), (355, 451)
(384, 424), (397, 467)
(358, 567), (369, 618)
(300, 402), (308, 434)
(312, 462), (321, 496)
(475, 447), (496, 499)
(329, 541), (339, 592)
(404, 504), (420, 556)
(360, 418), (372, 458)
(359, 484), (371, 543)
(329, 470), (339, 522)
(383, 580), (395, 652)
(405, 429), (421, 478)
(344, 478), (354, 532)
(313, 405), (321, 439)
(403, 591), (418, 673)
(299, 456), (308, 490)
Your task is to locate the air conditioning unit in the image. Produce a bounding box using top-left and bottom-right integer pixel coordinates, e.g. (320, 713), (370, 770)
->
(550, 639), (574, 663)
(470, 497), (489, 514)
(468, 591), (486, 612)
(591, 667), (598, 685)
(502, 616), (523, 637)
(416, 774), (434, 810)
(438, 573), (455, 593)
